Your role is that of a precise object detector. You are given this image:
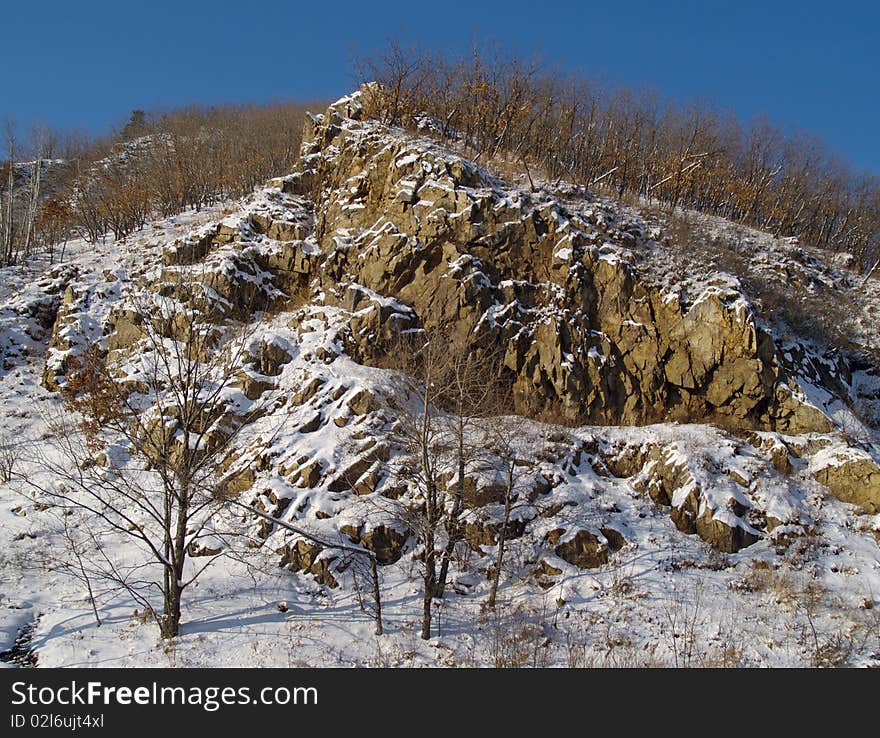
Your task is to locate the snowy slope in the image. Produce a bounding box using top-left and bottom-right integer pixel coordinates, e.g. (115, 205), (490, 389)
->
(1, 94), (879, 668)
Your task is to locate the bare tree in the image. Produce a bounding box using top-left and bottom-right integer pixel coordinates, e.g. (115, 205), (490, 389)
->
(379, 331), (504, 639)
(384, 332), (450, 640)
(22, 125), (45, 258)
(2, 121), (15, 266)
(434, 345), (502, 599)
(355, 41), (428, 127)
(37, 197), (72, 264)
(22, 274), (276, 638)
(481, 415), (541, 610)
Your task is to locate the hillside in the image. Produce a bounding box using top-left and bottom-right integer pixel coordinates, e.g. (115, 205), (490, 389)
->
(1, 89), (879, 667)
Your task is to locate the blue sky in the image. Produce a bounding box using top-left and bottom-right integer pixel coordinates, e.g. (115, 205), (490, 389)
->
(3, 0), (878, 173)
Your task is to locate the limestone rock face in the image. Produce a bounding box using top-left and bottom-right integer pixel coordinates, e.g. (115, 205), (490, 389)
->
(294, 90), (833, 432)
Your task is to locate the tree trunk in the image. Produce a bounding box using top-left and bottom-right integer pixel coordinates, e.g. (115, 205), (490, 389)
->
(162, 474), (190, 639)
(370, 557), (383, 636)
(436, 427), (466, 599)
(421, 539), (435, 640)
(487, 474), (513, 610)
(419, 380), (437, 640)
(161, 574), (182, 639)
(23, 153), (41, 258)
(3, 156), (14, 265)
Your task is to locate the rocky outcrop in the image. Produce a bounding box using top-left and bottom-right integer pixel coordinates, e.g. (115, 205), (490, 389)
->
(40, 270), (125, 390)
(601, 435), (778, 553)
(549, 527), (626, 569)
(278, 540), (338, 587)
(812, 449), (880, 514)
(338, 285), (418, 362)
(42, 284), (84, 390)
(28, 88), (878, 603)
(340, 522), (408, 564)
(292, 90), (833, 433)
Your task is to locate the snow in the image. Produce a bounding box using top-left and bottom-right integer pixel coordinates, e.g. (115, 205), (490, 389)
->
(554, 247), (572, 262)
(395, 153), (420, 168)
(1, 97), (879, 669)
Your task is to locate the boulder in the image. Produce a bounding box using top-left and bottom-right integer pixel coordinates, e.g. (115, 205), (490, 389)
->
(463, 517), (527, 551)
(552, 529), (610, 569)
(296, 461), (322, 488)
(278, 540), (338, 587)
(813, 452), (880, 514)
(347, 388), (379, 416)
(215, 466), (256, 498)
(340, 523), (409, 564)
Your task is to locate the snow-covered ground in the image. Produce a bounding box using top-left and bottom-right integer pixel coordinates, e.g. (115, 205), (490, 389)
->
(2, 123), (880, 668)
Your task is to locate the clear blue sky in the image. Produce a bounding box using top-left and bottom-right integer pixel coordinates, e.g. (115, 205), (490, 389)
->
(3, 0), (878, 174)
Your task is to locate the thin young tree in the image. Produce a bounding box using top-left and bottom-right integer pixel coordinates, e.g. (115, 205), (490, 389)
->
(22, 125), (45, 259)
(482, 414), (541, 610)
(380, 331), (502, 638)
(2, 121), (15, 266)
(23, 273), (274, 638)
(385, 331), (450, 640)
(434, 345), (502, 599)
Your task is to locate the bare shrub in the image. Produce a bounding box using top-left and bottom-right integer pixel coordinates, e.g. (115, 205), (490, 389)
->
(661, 580), (705, 668)
(794, 579), (855, 667)
(0, 440), (17, 483)
(479, 603), (551, 668)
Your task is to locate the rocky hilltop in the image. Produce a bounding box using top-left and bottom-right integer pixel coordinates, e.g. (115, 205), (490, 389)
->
(3, 89), (880, 666)
(292, 94), (835, 435)
(30, 90), (876, 560)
